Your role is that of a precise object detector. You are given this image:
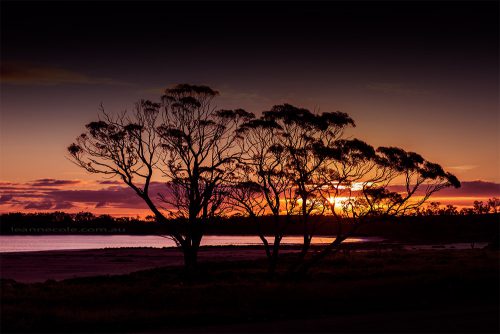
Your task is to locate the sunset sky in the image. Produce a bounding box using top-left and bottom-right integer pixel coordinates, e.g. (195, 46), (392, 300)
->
(1, 1), (498, 216)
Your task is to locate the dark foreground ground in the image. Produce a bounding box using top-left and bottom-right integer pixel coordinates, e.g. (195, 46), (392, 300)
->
(1, 247), (499, 333)
(0, 246), (284, 283)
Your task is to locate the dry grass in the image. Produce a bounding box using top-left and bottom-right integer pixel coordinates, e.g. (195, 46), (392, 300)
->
(1, 249), (499, 333)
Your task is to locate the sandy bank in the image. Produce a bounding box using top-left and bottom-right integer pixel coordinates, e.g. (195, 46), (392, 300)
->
(0, 246), (283, 283)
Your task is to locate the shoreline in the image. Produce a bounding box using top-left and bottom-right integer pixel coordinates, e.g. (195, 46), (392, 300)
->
(0, 242), (490, 283)
(0, 246), (282, 283)
(2, 247), (498, 333)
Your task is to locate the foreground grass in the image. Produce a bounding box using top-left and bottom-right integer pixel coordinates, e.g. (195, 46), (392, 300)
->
(1, 249), (499, 333)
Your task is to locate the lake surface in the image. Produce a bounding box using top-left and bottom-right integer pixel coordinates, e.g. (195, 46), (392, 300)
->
(0, 235), (383, 253)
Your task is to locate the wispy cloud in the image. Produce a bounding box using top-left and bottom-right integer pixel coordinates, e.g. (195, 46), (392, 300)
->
(98, 180), (122, 185)
(0, 195), (13, 203)
(139, 86), (166, 95)
(1, 180), (498, 214)
(221, 90), (269, 102)
(31, 179), (81, 187)
(0, 62), (129, 86)
(447, 165), (479, 171)
(366, 82), (429, 96)
(24, 200), (55, 210)
(389, 180), (500, 197)
(0, 180), (165, 213)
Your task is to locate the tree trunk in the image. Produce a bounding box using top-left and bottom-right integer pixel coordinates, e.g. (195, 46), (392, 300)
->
(181, 215), (203, 274)
(182, 243), (199, 277)
(259, 234), (272, 259)
(267, 235), (282, 275)
(301, 235), (312, 256)
(300, 195), (312, 256)
(256, 216), (272, 260)
(295, 222), (363, 275)
(296, 235), (345, 275)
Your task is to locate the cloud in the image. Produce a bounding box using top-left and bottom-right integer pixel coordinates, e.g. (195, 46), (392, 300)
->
(0, 180), (156, 211)
(366, 82), (429, 96)
(31, 179), (81, 187)
(139, 87), (166, 95)
(447, 165), (479, 171)
(389, 181), (500, 197)
(54, 201), (75, 210)
(0, 195), (13, 203)
(440, 180), (500, 197)
(98, 180), (122, 185)
(3, 178), (498, 214)
(0, 62), (129, 86)
(24, 200), (55, 210)
(45, 183), (168, 209)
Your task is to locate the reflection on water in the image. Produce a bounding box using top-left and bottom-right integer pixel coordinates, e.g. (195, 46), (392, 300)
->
(0, 235), (486, 253)
(403, 243), (487, 250)
(0, 235), (383, 253)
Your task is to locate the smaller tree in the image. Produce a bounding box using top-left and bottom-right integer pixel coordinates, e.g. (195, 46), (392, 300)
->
(425, 202), (442, 216)
(232, 117), (297, 273)
(74, 211), (96, 223)
(487, 197), (499, 213)
(262, 104), (355, 256)
(225, 175), (269, 254)
(460, 207), (474, 215)
(297, 146), (460, 273)
(473, 201), (490, 214)
(443, 204), (458, 215)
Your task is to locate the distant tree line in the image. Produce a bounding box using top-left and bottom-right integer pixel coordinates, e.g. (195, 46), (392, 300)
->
(66, 84), (461, 274)
(0, 211), (142, 225)
(418, 198), (499, 216)
(1, 197), (497, 229)
(1, 207), (498, 239)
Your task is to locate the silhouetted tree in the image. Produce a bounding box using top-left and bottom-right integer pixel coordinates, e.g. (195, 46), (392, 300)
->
(225, 178), (269, 251)
(315, 138), (378, 236)
(262, 104), (355, 256)
(460, 207), (474, 215)
(69, 99), (163, 216)
(50, 211), (74, 223)
(69, 84), (253, 270)
(425, 202), (442, 216)
(487, 197), (499, 213)
(94, 214), (115, 223)
(297, 146), (460, 273)
(473, 200), (490, 214)
(74, 212), (96, 223)
(144, 215), (157, 222)
(444, 204), (458, 215)
(231, 117), (297, 272)
(157, 84), (253, 268)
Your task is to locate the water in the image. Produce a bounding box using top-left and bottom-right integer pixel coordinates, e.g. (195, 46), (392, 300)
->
(0, 235), (383, 253)
(403, 242), (487, 250)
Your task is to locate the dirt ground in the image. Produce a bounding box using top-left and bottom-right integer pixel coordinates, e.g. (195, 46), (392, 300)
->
(0, 246), (289, 282)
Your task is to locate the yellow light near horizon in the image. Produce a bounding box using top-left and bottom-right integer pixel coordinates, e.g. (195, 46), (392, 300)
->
(328, 196), (349, 207)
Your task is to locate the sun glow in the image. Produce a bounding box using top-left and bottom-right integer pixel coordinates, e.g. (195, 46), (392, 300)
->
(327, 196), (350, 209)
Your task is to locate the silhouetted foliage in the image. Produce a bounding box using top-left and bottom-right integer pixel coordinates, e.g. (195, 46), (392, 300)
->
(232, 103), (460, 273)
(294, 145), (460, 273)
(67, 84), (464, 272)
(156, 84), (253, 267)
(263, 104), (356, 255)
(69, 84), (253, 270)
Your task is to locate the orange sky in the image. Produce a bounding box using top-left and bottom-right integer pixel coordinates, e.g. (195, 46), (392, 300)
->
(0, 178), (498, 218)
